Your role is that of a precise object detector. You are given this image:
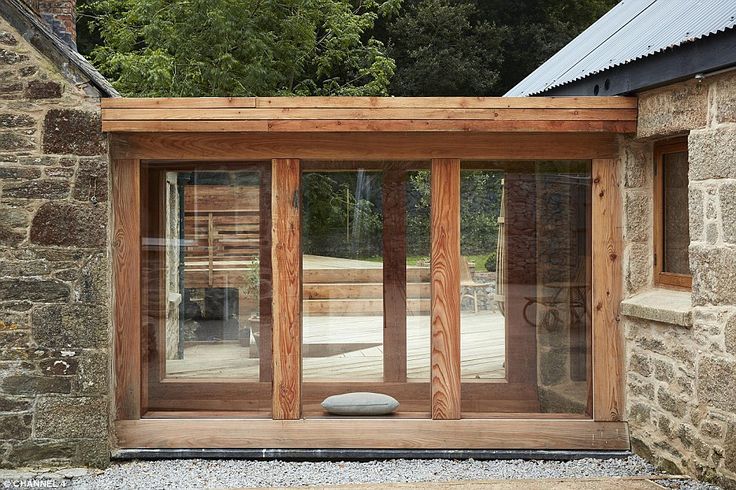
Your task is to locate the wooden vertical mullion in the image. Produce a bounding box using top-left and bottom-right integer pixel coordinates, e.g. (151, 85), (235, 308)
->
(259, 164), (273, 383)
(591, 158), (623, 421)
(383, 169), (407, 382)
(113, 158), (141, 420)
(271, 158), (302, 420)
(430, 158), (461, 420)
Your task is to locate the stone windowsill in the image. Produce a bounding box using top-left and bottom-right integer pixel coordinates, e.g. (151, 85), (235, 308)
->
(620, 288), (693, 327)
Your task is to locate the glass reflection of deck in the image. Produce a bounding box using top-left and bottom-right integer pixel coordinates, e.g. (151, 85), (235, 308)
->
(167, 255), (504, 380)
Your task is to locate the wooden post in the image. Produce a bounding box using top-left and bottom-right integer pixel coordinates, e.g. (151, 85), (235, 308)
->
(271, 158), (302, 420)
(113, 158), (141, 420)
(383, 169), (407, 382)
(591, 158), (623, 421)
(430, 158), (461, 420)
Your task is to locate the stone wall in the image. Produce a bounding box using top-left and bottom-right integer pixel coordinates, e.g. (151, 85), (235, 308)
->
(0, 17), (109, 467)
(622, 72), (736, 489)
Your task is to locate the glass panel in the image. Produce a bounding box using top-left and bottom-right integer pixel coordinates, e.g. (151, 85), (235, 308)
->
(301, 162), (430, 417)
(663, 151), (690, 275)
(141, 162), (271, 414)
(460, 161), (591, 416)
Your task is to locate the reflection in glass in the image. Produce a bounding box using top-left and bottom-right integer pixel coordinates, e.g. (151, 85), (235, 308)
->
(663, 151), (690, 275)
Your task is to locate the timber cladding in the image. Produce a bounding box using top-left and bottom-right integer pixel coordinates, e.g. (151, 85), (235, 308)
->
(107, 96), (631, 451)
(101, 96), (637, 133)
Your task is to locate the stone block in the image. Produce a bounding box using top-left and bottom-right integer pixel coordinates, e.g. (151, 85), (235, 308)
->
(625, 243), (651, 294)
(638, 80), (707, 138)
(0, 279), (69, 302)
(43, 109), (104, 156)
(75, 439), (110, 468)
(0, 31), (18, 46)
(0, 48), (27, 65)
(0, 113), (34, 128)
(39, 356), (79, 375)
(698, 356), (736, 412)
(0, 81), (22, 94)
(9, 441), (75, 466)
(29, 202), (106, 248)
(714, 75), (736, 124)
(726, 313), (736, 356)
(624, 191), (650, 243)
(628, 402), (651, 424)
(0, 131), (35, 151)
(0, 397), (31, 412)
(726, 423), (736, 474)
(722, 181), (736, 245)
(2, 375), (71, 395)
(32, 304), (108, 348)
(0, 167), (41, 180)
(630, 352), (653, 377)
(657, 387), (687, 417)
(75, 254), (108, 305)
(35, 397), (107, 439)
(0, 414), (31, 440)
(622, 138), (651, 188)
(77, 349), (108, 395)
(2, 179), (69, 199)
(621, 289), (692, 327)
(691, 245), (736, 306)
(690, 185), (705, 242)
(653, 358), (675, 382)
(690, 127), (736, 180)
(24, 80), (62, 99)
(44, 166), (74, 178)
(73, 158), (108, 202)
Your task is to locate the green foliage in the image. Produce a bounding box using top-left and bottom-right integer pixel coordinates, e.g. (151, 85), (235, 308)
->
(387, 0), (504, 96)
(302, 172), (383, 258)
(83, 0), (400, 96)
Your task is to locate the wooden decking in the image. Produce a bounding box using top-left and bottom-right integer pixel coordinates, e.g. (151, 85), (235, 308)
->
(166, 311), (505, 380)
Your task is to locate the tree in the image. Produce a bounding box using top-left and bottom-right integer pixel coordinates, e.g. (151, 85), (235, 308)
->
(387, 0), (504, 96)
(478, 0), (619, 94)
(84, 0), (401, 96)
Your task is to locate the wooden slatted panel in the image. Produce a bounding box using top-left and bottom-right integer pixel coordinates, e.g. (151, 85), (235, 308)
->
(113, 159), (141, 420)
(430, 158), (461, 420)
(591, 158), (624, 421)
(271, 159), (302, 420)
(103, 96), (638, 109)
(101, 97), (637, 133)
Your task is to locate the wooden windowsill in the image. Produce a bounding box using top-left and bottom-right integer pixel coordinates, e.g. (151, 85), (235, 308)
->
(620, 288), (692, 327)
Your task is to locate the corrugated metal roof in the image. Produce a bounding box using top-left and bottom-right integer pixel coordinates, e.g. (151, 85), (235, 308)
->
(506, 0), (736, 97)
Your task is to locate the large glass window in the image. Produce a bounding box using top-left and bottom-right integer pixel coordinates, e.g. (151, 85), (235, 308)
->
(141, 162), (271, 414)
(459, 161), (592, 416)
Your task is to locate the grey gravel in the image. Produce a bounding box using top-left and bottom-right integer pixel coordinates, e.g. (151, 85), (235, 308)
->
(1, 456), (723, 489)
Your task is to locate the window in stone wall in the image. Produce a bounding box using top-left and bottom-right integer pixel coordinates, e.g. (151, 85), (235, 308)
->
(654, 138), (691, 289)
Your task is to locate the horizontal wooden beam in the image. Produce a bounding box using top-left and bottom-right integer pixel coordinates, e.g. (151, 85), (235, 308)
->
(102, 96), (637, 110)
(115, 418), (630, 450)
(102, 119), (636, 133)
(111, 132), (619, 161)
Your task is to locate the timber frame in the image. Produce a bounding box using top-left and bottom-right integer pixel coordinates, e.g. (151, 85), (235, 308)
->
(106, 97), (633, 450)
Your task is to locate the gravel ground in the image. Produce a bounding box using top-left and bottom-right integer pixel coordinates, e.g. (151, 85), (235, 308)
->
(4, 456), (698, 489)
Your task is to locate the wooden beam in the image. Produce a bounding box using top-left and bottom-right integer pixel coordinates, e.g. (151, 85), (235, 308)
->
(271, 158), (302, 420)
(115, 418), (630, 449)
(383, 169), (407, 383)
(591, 158), (624, 421)
(102, 119), (636, 134)
(111, 133), (619, 161)
(431, 159), (461, 420)
(112, 159), (141, 420)
(102, 96), (638, 110)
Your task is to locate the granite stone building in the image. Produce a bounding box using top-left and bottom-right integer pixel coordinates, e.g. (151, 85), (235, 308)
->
(509, 1), (736, 487)
(0, 0), (116, 468)
(0, 0), (735, 486)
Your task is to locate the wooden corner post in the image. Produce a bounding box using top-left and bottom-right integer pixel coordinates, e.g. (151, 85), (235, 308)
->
(113, 158), (141, 420)
(271, 158), (302, 419)
(591, 158), (624, 421)
(430, 158), (461, 420)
